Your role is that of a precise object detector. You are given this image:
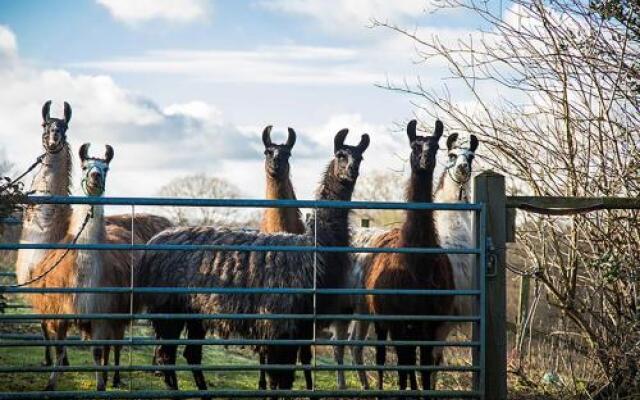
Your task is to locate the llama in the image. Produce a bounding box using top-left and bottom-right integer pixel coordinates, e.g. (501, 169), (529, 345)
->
(257, 125), (312, 391)
(29, 144), (135, 391)
(16, 101), (73, 367)
(350, 131), (480, 390)
(431, 132), (479, 386)
(360, 119), (454, 393)
(135, 129), (370, 398)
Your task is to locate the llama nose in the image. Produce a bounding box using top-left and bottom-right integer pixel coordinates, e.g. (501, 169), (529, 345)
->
(457, 163), (468, 173)
(90, 171), (100, 180)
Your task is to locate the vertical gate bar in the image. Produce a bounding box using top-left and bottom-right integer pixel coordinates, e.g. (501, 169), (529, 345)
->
(479, 204), (487, 399)
(473, 171), (507, 400)
(129, 204), (135, 392)
(312, 207), (317, 392)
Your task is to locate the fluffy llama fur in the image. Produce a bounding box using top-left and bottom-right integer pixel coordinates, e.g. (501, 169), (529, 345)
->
(135, 130), (369, 396)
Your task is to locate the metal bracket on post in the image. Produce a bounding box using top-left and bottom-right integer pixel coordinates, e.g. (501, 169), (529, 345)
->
(486, 237), (498, 278)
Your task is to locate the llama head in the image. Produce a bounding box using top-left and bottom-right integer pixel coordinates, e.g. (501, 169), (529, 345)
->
(445, 132), (479, 183)
(41, 100), (72, 154)
(332, 128), (370, 183)
(262, 125), (296, 178)
(78, 143), (114, 197)
(407, 119), (443, 173)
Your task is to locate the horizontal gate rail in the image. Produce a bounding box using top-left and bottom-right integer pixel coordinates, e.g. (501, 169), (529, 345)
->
(0, 338), (480, 347)
(2, 286), (481, 295)
(0, 389), (483, 399)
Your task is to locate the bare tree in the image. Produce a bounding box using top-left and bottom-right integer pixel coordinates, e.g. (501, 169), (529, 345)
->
(352, 169), (405, 227)
(375, 0), (639, 397)
(156, 174), (259, 228)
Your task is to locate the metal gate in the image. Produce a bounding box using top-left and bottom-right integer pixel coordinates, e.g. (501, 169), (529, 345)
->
(0, 195), (489, 399)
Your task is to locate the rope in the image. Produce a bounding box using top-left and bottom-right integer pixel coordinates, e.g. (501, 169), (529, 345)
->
(9, 206), (94, 288)
(0, 153), (46, 192)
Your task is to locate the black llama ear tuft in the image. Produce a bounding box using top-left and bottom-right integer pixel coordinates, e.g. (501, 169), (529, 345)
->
(334, 129), (349, 153)
(470, 135), (479, 152)
(79, 143), (90, 162)
(434, 120), (444, 138)
(286, 128), (296, 149)
(262, 125), (273, 148)
(447, 133), (459, 150)
(63, 102), (72, 125)
(406, 119), (417, 142)
(358, 134), (370, 152)
(42, 100), (52, 123)
(104, 145), (114, 164)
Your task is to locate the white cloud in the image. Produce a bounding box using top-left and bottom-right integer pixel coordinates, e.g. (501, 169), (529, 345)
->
(96, 0), (211, 24)
(258, 0), (428, 35)
(70, 45), (385, 85)
(0, 25), (17, 58)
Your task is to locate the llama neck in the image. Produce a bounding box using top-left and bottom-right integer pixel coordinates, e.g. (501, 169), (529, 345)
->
(70, 204), (104, 282)
(15, 145), (73, 284)
(400, 169), (438, 248)
(71, 203), (105, 315)
(434, 170), (471, 203)
(306, 160), (354, 247)
(261, 173), (305, 234)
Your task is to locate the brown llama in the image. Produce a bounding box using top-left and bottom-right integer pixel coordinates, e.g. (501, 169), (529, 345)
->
(29, 144), (138, 391)
(257, 125), (311, 391)
(361, 119), (454, 394)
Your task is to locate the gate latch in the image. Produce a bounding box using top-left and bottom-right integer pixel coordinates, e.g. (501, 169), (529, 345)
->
(486, 237), (498, 278)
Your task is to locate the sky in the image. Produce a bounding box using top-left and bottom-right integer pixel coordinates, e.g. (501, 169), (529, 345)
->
(0, 0), (501, 202)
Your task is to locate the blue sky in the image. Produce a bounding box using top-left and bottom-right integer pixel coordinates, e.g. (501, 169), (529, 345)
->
(0, 0), (499, 200)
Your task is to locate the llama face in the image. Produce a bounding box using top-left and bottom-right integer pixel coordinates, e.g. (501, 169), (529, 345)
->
(262, 125), (295, 178)
(41, 100), (71, 154)
(78, 143), (114, 197)
(332, 129), (370, 183)
(407, 119), (443, 172)
(445, 133), (479, 183)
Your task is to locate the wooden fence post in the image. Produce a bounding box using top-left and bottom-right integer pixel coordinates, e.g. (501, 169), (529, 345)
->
(473, 171), (508, 400)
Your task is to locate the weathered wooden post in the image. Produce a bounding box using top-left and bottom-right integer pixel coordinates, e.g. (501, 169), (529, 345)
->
(473, 171), (507, 399)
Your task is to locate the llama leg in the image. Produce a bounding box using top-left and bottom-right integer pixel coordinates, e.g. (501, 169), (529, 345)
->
(332, 321), (349, 390)
(258, 348), (267, 390)
(44, 321), (68, 391)
(183, 320), (210, 399)
(430, 322), (450, 391)
(374, 323), (387, 391)
(299, 345), (313, 390)
(40, 321), (52, 366)
(419, 344), (434, 395)
(350, 320), (370, 390)
(154, 319), (184, 390)
(100, 345), (111, 391)
(92, 346), (106, 391)
(112, 345), (123, 387)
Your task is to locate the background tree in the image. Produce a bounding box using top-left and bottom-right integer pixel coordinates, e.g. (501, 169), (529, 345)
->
(352, 169), (405, 228)
(156, 173), (259, 228)
(376, 0), (639, 397)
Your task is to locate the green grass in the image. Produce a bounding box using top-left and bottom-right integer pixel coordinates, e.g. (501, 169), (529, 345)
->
(0, 322), (366, 393)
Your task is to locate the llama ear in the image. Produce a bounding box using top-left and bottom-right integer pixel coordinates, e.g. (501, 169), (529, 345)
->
(42, 100), (52, 123)
(470, 135), (479, 152)
(262, 125), (273, 148)
(406, 119), (417, 143)
(434, 120), (444, 138)
(79, 143), (90, 162)
(446, 133), (459, 150)
(63, 102), (72, 125)
(286, 128), (296, 149)
(358, 134), (370, 152)
(334, 129), (348, 153)
(104, 145), (114, 164)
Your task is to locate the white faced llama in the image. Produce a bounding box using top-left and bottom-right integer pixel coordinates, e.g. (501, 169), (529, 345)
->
(29, 144), (134, 391)
(359, 119), (455, 393)
(431, 132), (479, 387)
(135, 129), (370, 399)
